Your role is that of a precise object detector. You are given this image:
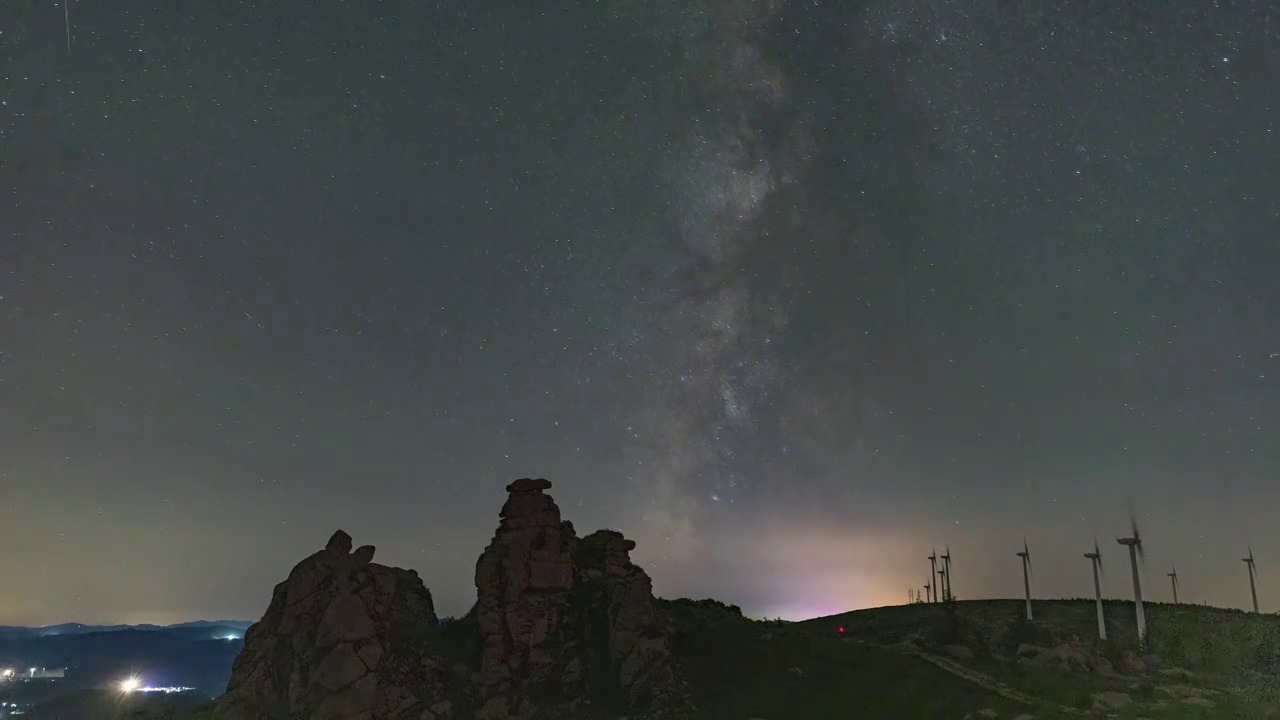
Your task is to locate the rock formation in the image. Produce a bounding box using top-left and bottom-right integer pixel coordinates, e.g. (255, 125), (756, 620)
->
(574, 529), (676, 714)
(474, 479), (676, 719)
(214, 531), (451, 720)
(216, 480), (677, 720)
(473, 478), (583, 719)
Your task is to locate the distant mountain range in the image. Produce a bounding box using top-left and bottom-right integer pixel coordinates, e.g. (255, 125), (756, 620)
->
(0, 620), (253, 640)
(0, 622), (251, 702)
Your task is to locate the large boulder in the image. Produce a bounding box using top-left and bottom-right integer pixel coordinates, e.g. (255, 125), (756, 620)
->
(214, 531), (449, 720)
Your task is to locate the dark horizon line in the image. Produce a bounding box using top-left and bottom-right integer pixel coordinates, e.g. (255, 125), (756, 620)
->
(16, 594), (1276, 630)
(0, 620), (255, 630)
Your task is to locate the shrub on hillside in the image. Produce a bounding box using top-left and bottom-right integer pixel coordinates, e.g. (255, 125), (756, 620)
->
(662, 597), (743, 616)
(1147, 607), (1280, 675)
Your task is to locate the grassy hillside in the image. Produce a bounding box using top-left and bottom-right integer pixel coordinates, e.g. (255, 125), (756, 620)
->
(663, 598), (1028, 719)
(805, 598), (1280, 676)
(796, 598), (1280, 719)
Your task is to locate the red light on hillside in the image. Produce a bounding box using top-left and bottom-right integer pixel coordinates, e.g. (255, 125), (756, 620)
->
(837, 626), (845, 634)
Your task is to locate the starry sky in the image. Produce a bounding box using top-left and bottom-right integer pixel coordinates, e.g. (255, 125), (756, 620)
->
(2, 0), (1278, 626)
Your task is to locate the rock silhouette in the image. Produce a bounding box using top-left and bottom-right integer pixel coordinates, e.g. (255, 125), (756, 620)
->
(473, 478), (582, 719)
(213, 531), (450, 720)
(216, 479), (676, 720)
(473, 479), (675, 719)
(574, 529), (675, 714)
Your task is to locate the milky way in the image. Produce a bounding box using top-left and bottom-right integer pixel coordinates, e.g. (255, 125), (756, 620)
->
(2, 0), (1278, 625)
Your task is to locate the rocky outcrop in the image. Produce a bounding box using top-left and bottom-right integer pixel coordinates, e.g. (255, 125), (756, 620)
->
(474, 479), (677, 719)
(1016, 642), (1126, 677)
(216, 480), (678, 720)
(473, 478), (583, 719)
(575, 530), (676, 713)
(214, 531), (450, 720)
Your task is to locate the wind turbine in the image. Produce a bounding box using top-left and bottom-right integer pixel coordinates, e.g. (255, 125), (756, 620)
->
(1117, 515), (1147, 644)
(942, 546), (954, 601)
(928, 548), (939, 603)
(938, 568), (948, 603)
(923, 580), (932, 605)
(1017, 537), (1034, 621)
(1244, 548), (1260, 613)
(1167, 565), (1180, 604)
(1084, 539), (1107, 640)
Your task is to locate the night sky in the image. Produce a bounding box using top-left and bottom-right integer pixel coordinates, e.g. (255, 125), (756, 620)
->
(3, 0), (1278, 627)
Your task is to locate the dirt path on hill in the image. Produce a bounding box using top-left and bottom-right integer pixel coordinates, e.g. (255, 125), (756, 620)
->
(905, 648), (1089, 717)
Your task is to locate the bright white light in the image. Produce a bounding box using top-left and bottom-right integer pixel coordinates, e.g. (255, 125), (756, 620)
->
(222, 635), (240, 640)
(119, 676), (141, 693)
(139, 685), (195, 694)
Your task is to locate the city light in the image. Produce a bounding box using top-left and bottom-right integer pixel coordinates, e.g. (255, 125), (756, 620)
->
(114, 676), (196, 695)
(137, 685), (196, 694)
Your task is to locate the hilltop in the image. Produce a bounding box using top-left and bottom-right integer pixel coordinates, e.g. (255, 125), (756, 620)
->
(607, 597), (1280, 719)
(125, 596), (1280, 719)
(798, 598), (1280, 718)
(105, 479), (1280, 720)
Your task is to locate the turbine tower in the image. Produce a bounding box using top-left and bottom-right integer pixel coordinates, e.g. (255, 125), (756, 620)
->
(1084, 539), (1107, 640)
(942, 546), (954, 601)
(923, 580), (932, 606)
(928, 548), (939, 603)
(1244, 548), (1260, 613)
(938, 568), (948, 603)
(1117, 515), (1147, 644)
(1017, 538), (1034, 621)
(1167, 565), (1180, 604)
